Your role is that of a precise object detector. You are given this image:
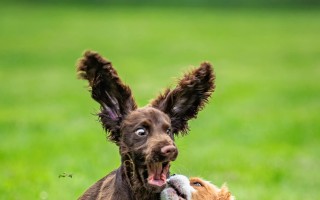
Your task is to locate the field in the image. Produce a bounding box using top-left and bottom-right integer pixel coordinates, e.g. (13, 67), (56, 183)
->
(0, 3), (319, 199)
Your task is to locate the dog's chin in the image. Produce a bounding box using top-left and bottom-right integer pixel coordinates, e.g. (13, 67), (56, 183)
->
(161, 188), (187, 200)
(160, 174), (192, 200)
(146, 161), (170, 190)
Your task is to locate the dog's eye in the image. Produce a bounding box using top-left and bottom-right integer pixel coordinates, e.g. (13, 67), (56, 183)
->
(191, 182), (203, 187)
(135, 128), (147, 136)
(166, 128), (172, 135)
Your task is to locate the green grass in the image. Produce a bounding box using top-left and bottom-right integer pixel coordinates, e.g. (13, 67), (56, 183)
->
(1, 3), (319, 199)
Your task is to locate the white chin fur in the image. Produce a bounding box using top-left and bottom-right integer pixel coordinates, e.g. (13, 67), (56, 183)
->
(160, 174), (193, 200)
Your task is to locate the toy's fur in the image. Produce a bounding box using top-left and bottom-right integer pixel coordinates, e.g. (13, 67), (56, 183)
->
(161, 175), (235, 200)
(77, 51), (215, 200)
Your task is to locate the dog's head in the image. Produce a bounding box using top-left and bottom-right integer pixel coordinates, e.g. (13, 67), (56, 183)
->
(77, 51), (215, 192)
(161, 175), (235, 200)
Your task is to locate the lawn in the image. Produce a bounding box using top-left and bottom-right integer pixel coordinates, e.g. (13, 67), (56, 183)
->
(0, 3), (319, 199)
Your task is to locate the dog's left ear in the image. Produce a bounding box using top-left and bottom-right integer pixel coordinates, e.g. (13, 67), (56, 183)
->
(151, 62), (215, 135)
(219, 185), (234, 200)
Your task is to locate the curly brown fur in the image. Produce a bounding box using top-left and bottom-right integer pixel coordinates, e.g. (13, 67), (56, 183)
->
(77, 51), (137, 142)
(151, 62), (215, 135)
(76, 51), (215, 200)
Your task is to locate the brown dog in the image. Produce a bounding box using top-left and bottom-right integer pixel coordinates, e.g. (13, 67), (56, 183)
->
(77, 51), (215, 200)
(161, 174), (235, 200)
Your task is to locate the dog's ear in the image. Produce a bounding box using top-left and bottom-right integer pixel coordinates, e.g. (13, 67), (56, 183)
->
(219, 185), (234, 200)
(77, 51), (137, 143)
(151, 62), (215, 135)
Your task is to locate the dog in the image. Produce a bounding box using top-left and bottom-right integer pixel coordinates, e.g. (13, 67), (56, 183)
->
(76, 51), (215, 200)
(161, 174), (235, 200)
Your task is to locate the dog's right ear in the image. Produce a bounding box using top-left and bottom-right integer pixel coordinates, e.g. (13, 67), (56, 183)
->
(77, 51), (137, 144)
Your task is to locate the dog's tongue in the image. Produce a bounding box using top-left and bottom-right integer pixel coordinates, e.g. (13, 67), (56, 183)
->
(148, 163), (169, 187)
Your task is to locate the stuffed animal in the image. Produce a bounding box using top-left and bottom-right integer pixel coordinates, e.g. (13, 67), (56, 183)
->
(161, 174), (235, 200)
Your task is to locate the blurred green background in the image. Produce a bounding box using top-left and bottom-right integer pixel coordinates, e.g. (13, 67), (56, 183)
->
(0, 0), (319, 199)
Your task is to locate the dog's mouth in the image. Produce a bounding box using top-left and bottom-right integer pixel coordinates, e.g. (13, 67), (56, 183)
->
(147, 161), (170, 187)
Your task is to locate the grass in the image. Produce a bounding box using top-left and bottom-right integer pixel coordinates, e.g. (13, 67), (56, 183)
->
(0, 3), (319, 199)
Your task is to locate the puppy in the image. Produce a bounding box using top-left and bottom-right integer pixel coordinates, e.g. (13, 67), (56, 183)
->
(161, 174), (234, 200)
(76, 51), (215, 199)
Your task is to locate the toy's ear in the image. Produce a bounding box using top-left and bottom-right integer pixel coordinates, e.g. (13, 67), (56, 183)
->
(151, 62), (215, 135)
(77, 51), (137, 143)
(219, 185), (234, 200)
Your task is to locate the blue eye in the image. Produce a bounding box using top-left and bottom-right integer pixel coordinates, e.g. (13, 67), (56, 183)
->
(192, 182), (203, 187)
(135, 128), (147, 136)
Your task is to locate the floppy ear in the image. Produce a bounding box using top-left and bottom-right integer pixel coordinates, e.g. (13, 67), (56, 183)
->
(151, 62), (215, 135)
(77, 51), (137, 143)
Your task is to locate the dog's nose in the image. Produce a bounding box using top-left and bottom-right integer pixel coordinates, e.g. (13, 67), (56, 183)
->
(161, 145), (177, 157)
